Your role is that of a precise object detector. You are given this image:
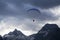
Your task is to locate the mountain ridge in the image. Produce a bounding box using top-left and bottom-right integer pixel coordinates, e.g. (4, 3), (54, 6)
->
(0, 24), (60, 40)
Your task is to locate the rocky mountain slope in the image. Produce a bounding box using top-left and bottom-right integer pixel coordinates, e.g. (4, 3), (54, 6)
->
(34, 24), (60, 40)
(0, 24), (60, 40)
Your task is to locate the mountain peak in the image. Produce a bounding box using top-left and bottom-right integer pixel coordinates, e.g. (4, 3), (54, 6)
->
(3, 29), (27, 40)
(40, 24), (59, 31)
(14, 29), (18, 32)
(8, 29), (24, 36)
(45, 23), (58, 27)
(34, 24), (60, 40)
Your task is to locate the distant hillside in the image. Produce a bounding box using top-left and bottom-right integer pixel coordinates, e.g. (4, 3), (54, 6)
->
(0, 24), (60, 40)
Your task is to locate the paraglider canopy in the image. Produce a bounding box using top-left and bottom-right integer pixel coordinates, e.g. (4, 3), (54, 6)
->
(27, 8), (40, 13)
(27, 8), (41, 22)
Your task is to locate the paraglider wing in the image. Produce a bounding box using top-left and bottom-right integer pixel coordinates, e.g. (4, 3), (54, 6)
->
(27, 8), (40, 13)
(27, 8), (41, 22)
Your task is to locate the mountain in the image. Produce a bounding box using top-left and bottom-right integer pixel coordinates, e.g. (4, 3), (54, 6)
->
(1, 24), (60, 40)
(40, 24), (59, 31)
(3, 29), (28, 40)
(28, 34), (36, 40)
(34, 24), (60, 40)
(8, 29), (25, 36)
(0, 35), (3, 40)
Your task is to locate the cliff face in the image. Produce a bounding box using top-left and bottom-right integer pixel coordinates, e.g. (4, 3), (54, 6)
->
(34, 24), (60, 40)
(1, 24), (60, 40)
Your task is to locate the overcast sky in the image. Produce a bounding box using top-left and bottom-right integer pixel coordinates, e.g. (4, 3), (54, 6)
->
(0, 0), (60, 36)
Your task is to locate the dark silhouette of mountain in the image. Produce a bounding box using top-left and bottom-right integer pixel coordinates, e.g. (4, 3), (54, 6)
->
(34, 24), (60, 40)
(1, 24), (60, 40)
(28, 34), (36, 40)
(40, 24), (59, 31)
(3, 29), (28, 40)
(0, 35), (3, 40)
(8, 29), (25, 36)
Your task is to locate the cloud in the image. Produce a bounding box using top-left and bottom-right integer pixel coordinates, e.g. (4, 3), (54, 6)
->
(0, 0), (59, 21)
(0, 16), (43, 36)
(26, 8), (59, 21)
(0, 0), (60, 36)
(9, 0), (60, 8)
(28, 0), (60, 8)
(0, 0), (7, 13)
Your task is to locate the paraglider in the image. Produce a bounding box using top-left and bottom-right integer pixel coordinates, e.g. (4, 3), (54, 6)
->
(33, 19), (35, 22)
(27, 8), (41, 22)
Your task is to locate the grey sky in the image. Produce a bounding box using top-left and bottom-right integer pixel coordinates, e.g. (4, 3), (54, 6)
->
(0, 0), (60, 36)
